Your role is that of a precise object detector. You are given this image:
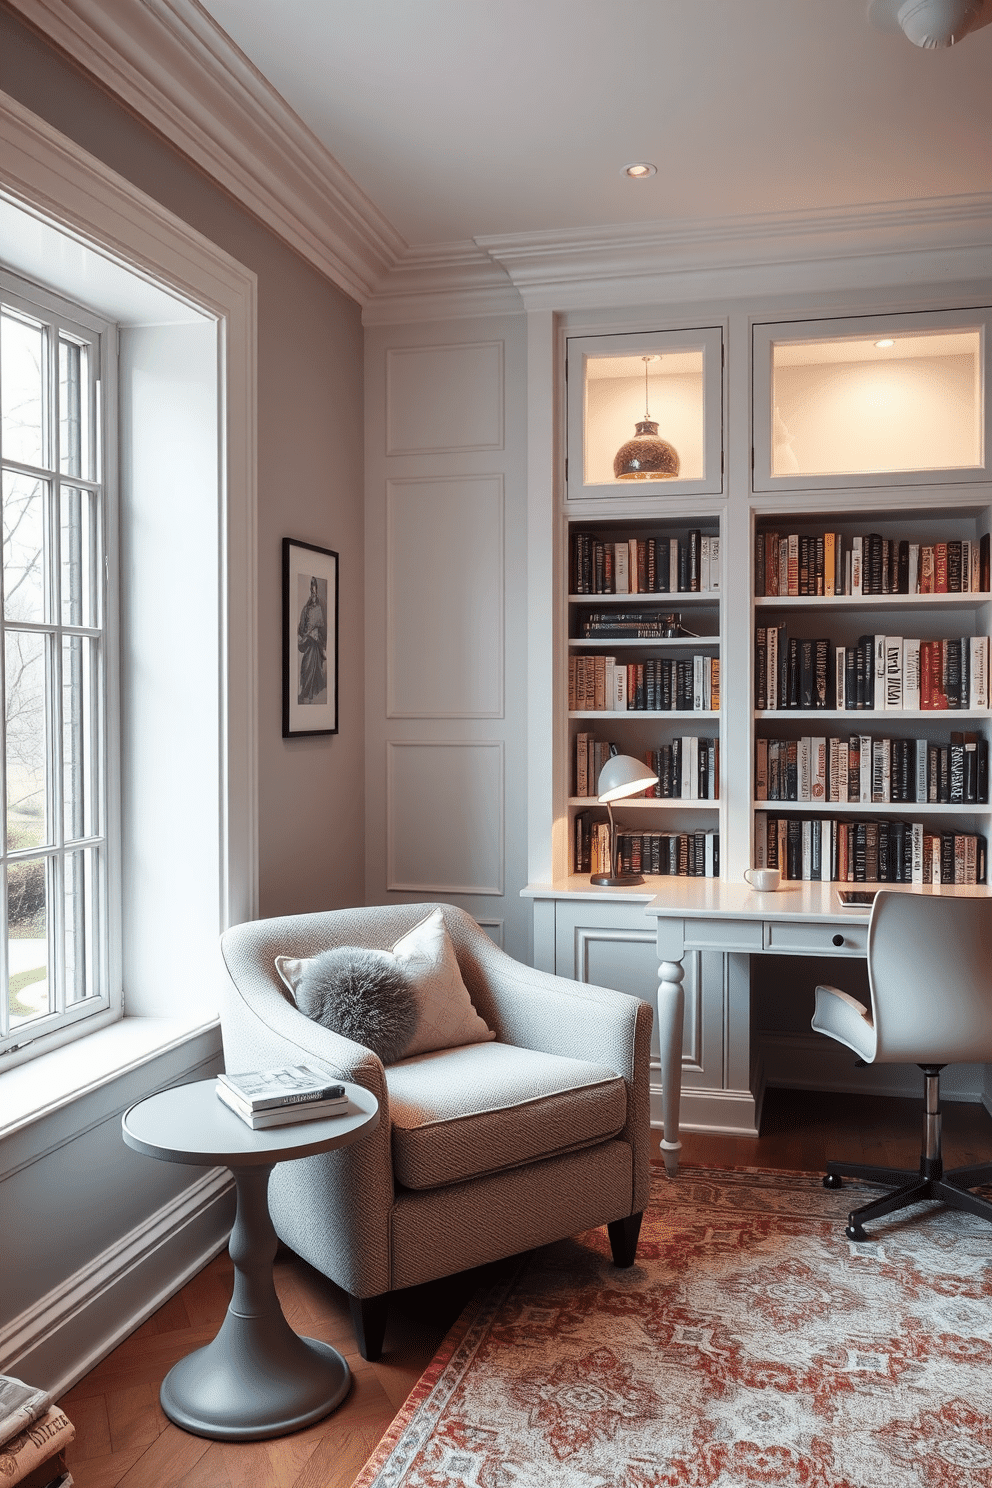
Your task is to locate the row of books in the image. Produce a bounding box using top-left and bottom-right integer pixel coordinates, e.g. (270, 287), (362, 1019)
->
(756, 733), (989, 805)
(574, 814), (720, 876)
(571, 530), (721, 595)
(578, 608), (701, 640)
(574, 735), (719, 800)
(754, 628), (990, 711)
(569, 654), (720, 712)
(755, 530), (990, 598)
(216, 1064), (348, 1129)
(755, 815), (988, 884)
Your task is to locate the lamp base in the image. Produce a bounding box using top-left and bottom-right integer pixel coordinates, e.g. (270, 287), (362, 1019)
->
(590, 873), (645, 887)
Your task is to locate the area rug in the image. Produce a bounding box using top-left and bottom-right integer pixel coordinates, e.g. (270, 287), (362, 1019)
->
(353, 1164), (992, 1488)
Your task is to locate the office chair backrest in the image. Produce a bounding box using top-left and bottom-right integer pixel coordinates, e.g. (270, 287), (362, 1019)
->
(868, 891), (992, 1065)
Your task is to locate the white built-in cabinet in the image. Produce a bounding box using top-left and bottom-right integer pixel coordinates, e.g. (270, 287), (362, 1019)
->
(529, 297), (992, 1132)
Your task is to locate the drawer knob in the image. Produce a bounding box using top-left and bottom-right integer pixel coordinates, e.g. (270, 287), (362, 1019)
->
(832, 933), (844, 947)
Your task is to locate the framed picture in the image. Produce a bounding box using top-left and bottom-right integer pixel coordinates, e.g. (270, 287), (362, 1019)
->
(282, 538), (339, 737)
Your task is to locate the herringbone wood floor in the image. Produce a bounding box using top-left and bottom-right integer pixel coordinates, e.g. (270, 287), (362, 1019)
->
(60, 1088), (992, 1488)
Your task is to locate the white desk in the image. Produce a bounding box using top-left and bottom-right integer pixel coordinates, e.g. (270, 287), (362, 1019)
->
(525, 879), (989, 1179)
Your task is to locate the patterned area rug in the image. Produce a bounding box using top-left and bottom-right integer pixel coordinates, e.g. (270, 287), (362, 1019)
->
(352, 1165), (992, 1488)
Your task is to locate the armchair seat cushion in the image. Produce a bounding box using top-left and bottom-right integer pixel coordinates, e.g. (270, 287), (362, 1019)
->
(385, 1041), (627, 1191)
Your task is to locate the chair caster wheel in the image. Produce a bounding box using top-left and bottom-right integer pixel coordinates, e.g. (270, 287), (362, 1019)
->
(845, 1222), (869, 1242)
(823, 1173), (843, 1189)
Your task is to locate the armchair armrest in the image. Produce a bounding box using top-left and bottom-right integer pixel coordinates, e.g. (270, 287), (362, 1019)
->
(219, 925), (396, 1296)
(455, 938), (653, 1213)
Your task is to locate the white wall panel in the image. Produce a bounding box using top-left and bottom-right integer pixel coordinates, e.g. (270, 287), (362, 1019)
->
(386, 342), (504, 454)
(387, 741), (503, 894)
(386, 476), (504, 718)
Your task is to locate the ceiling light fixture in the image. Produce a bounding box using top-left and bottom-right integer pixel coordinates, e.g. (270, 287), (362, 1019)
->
(875, 339), (896, 348)
(623, 162), (657, 179)
(868, 0), (991, 47)
(613, 356), (681, 481)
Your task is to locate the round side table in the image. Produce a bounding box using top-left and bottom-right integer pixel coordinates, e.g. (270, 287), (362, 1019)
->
(122, 1077), (379, 1441)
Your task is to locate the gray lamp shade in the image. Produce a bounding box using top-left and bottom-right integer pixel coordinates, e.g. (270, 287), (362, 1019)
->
(597, 753), (658, 802)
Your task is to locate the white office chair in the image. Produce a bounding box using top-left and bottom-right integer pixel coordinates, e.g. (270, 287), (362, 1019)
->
(811, 890), (992, 1241)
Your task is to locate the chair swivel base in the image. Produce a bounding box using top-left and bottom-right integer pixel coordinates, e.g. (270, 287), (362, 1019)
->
(823, 1157), (992, 1241)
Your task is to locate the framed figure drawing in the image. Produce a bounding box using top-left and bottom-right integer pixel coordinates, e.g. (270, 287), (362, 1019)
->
(282, 538), (339, 737)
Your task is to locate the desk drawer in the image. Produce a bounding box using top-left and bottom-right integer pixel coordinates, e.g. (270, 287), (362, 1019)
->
(686, 918), (764, 951)
(762, 920), (868, 955)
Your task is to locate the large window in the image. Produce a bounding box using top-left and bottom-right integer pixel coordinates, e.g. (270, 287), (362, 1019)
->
(0, 271), (115, 1056)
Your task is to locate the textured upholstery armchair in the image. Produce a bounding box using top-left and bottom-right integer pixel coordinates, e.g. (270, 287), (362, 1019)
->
(219, 903), (653, 1360)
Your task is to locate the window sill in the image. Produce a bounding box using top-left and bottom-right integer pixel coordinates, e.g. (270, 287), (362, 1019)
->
(0, 1014), (221, 1141)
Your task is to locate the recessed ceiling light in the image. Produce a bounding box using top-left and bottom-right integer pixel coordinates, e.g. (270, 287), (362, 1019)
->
(623, 162), (657, 179)
(875, 339), (896, 348)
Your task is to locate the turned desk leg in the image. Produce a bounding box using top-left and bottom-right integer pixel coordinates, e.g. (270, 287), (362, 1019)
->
(657, 959), (685, 1178)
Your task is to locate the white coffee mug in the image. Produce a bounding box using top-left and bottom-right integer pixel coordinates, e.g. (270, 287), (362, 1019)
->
(744, 867), (782, 892)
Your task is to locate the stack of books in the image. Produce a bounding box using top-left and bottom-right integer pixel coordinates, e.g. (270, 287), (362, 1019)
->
(0, 1376), (73, 1488)
(216, 1064), (348, 1129)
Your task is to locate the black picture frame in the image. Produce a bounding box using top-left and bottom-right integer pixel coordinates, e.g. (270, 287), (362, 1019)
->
(282, 538), (339, 737)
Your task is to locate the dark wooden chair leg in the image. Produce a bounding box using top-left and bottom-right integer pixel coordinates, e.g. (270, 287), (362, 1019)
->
(607, 1212), (643, 1267)
(348, 1292), (389, 1361)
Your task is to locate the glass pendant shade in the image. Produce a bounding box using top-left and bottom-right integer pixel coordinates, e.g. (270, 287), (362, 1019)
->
(613, 357), (680, 480)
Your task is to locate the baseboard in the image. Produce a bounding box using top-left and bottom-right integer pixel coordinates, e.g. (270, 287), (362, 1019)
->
(758, 1032), (988, 1103)
(0, 1168), (235, 1397)
(651, 1081), (759, 1138)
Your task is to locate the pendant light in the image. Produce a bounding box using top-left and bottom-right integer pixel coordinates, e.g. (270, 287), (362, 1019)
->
(613, 356), (680, 481)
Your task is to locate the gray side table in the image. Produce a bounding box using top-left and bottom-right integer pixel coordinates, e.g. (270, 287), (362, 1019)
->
(122, 1077), (379, 1441)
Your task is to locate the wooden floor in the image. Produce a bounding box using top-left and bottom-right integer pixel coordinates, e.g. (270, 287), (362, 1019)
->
(60, 1087), (992, 1488)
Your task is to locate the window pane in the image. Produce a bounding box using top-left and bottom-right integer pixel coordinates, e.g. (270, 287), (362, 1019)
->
(8, 856), (49, 1028)
(584, 350), (705, 484)
(63, 635), (95, 842)
(60, 484), (98, 628)
(770, 329), (983, 477)
(5, 630), (49, 848)
(3, 471), (47, 623)
(1, 312), (47, 469)
(59, 338), (91, 481)
(64, 847), (97, 1006)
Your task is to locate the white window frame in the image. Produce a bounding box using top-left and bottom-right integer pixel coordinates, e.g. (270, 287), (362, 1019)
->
(0, 92), (257, 1100)
(0, 269), (121, 1058)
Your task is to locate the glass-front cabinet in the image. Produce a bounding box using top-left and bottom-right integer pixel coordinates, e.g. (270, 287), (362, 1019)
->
(753, 308), (991, 491)
(566, 326), (724, 500)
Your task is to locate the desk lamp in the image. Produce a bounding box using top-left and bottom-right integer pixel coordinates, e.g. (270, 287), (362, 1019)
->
(590, 752), (659, 886)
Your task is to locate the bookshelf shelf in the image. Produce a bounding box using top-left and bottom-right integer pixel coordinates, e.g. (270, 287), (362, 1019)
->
(754, 709), (992, 722)
(569, 796), (719, 810)
(569, 638), (720, 650)
(569, 592), (719, 605)
(755, 595), (989, 612)
(755, 802), (982, 817)
(571, 710), (720, 721)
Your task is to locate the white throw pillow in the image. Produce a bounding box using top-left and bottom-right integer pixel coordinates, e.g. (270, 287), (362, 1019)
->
(275, 908), (494, 1061)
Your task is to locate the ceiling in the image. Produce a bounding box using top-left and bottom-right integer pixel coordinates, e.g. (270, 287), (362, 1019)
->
(195, 0), (992, 250)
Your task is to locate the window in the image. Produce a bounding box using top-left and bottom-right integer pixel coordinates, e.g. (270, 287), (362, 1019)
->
(0, 270), (116, 1057)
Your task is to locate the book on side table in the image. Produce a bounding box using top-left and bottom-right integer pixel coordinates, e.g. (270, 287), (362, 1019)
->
(216, 1064), (348, 1129)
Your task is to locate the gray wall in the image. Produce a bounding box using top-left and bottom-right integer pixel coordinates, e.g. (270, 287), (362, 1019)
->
(0, 2), (367, 920)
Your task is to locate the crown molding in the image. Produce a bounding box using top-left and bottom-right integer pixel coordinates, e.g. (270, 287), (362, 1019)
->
(477, 193), (992, 310)
(5, 0), (406, 305)
(362, 241), (522, 326)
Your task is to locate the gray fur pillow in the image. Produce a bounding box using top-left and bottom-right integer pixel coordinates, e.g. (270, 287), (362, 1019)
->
(292, 947), (418, 1065)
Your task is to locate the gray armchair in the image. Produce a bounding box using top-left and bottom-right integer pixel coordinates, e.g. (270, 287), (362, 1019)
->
(219, 903), (653, 1360)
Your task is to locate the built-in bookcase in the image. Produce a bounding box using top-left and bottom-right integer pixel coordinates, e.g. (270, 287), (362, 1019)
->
(750, 307), (992, 887)
(567, 517), (723, 877)
(561, 324), (726, 881)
